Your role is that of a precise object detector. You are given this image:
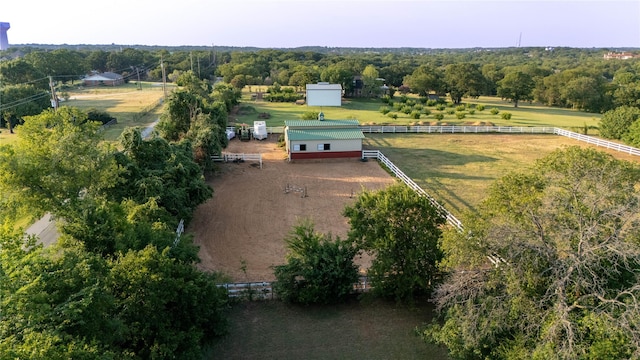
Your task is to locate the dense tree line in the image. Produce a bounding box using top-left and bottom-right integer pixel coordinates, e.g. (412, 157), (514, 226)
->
(2, 46), (639, 116)
(0, 107), (228, 358)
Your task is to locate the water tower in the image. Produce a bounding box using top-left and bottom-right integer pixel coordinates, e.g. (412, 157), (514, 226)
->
(0, 22), (9, 50)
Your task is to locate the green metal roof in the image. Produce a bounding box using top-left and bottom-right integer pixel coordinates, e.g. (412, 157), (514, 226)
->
(285, 119), (360, 128)
(287, 128), (365, 141)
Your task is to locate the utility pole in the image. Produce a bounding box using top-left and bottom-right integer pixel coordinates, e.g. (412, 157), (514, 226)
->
(136, 66), (141, 90)
(190, 51), (193, 72)
(49, 76), (58, 111)
(161, 56), (167, 100)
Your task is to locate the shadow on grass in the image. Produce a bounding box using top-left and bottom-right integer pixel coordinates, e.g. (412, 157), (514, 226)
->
(205, 297), (450, 360)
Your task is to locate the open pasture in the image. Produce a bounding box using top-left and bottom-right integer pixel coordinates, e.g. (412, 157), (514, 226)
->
(364, 133), (640, 217)
(235, 89), (601, 131)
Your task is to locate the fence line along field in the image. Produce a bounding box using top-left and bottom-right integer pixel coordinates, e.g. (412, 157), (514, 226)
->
(189, 135), (395, 282)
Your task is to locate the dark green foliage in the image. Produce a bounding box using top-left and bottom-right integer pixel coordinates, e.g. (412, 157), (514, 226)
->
(411, 110), (421, 119)
(343, 184), (446, 302)
(433, 113), (444, 120)
(379, 106), (390, 115)
(426, 146), (640, 359)
(501, 112), (512, 120)
(273, 220), (360, 305)
(600, 105), (640, 140)
(86, 108), (116, 125)
(114, 128), (213, 223)
(0, 231), (228, 359)
(264, 86), (303, 102)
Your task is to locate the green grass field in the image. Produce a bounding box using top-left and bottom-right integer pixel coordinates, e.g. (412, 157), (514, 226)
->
(206, 298), (449, 360)
(63, 82), (171, 141)
(364, 133), (640, 217)
(234, 90), (601, 132)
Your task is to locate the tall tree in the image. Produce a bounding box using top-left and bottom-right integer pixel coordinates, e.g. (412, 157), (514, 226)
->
(497, 70), (534, 107)
(404, 64), (444, 97)
(0, 107), (120, 217)
(599, 105), (640, 140)
(343, 183), (446, 301)
(425, 146), (640, 359)
(444, 63), (485, 104)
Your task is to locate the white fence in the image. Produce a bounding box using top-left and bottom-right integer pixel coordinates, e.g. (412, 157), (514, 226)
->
(553, 128), (640, 156)
(211, 152), (263, 168)
(362, 150), (463, 231)
(218, 276), (372, 300)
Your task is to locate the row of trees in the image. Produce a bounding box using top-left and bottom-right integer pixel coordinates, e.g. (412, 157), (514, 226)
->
(272, 146), (640, 359)
(0, 76), (236, 357)
(3, 46), (639, 116)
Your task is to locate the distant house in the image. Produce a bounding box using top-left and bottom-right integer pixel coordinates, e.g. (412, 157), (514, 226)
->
(284, 119), (364, 160)
(83, 72), (124, 86)
(604, 52), (639, 60)
(306, 82), (342, 106)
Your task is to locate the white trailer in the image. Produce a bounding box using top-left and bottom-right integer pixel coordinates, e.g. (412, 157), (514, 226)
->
(253, 121), (268, 140)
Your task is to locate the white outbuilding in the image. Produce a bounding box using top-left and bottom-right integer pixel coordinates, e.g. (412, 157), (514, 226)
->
(305, 82), (342, 107)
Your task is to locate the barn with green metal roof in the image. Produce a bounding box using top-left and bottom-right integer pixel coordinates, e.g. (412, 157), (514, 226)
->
(284, 119), (364, 160)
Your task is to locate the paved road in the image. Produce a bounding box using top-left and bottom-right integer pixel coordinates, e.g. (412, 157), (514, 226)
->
(26, 119), (160, 247)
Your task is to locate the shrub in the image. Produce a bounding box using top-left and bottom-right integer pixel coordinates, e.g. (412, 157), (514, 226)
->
(447, 102), (455, 108)
(423, 109), (431, 116)
(468, 109), (475, 115)
(427, 99), (438, 107)
(455, 105), (466, 112)
(388, 113), (398, 120)
(379, 106), (391, 115)
(413, 104), (423, 111)
(434, 113), (444, 120)
(273, 220), (360, 305)
(300, 111), (319, 120)
(436, 104), (446, 111)
(393, 102), (403, 111)
(418, 97), (428, 104)
(476, 104), (485, 111)
(381, 95), (392, 104)
(406, 99), (416, 107)
(411, 111), (421, 119)
(401, 105), (413, 114)
(490, 107), (500, 115)
(456, 112), (466, 119)
(447, 109), (456, 115)
(501, 112), (512, 120)
(400, 95), (409, 103)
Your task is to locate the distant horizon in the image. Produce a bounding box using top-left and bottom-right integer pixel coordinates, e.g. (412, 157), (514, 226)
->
(5, 43), (639, 51)
(3, 1), (639, 49)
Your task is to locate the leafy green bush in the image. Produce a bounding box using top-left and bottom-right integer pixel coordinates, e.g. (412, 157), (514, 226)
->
(469, 109), (475, 115)
(455, 105), (466, 112)
(447, 109), (456, 115)
(436, 104), (446, 111)
(501, 112), (512, 120)
(476, 104), (485, 111)
(423, 109), (431, 116)
(381, 95), (392, 104)
(456, 112), (466, 119)
(393, 102), (403, 111)
(401, 106), (413, 114)
(406, 99), (416, 107)
(273, 220), (359, 305)
(300, 111), (320, 120)
(427, 99), (438, 107)
(411, 111), (421, 119)
(413, 104), (423, 111)
(490, 107), (500, 115)
(434, 113), (444, 120)
(418, 97), (428, 104)
(379, 106), (390, 115)
(388, 112), (398, 120)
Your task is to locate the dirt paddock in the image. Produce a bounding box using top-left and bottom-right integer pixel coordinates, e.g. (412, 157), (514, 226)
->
(189, 135), (395, 282)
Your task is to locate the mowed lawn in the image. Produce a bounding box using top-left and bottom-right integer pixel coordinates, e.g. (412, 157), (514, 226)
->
(364, 133), (640, 217)
(206, 298), (449, 360)
(234, 90), (601, 131)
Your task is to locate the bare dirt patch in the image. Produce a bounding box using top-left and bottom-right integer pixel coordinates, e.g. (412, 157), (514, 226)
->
(189, 135), (395, 282)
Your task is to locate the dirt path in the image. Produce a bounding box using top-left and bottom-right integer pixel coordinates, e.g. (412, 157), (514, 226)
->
(189, 135), (395, 282)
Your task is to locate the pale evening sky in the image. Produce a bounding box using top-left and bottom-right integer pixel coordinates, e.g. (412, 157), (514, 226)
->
(2, 0), (639, 49)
